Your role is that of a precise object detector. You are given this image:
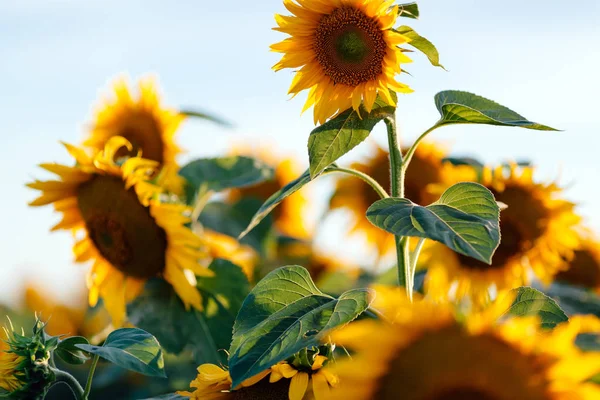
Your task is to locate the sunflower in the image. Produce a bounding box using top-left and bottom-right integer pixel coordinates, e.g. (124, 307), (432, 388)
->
(84, 75), (185, 169)
(203, 230), (258, 281)
(329, 288), (600, 400)
(423, 165), (581, 306)
(27, 137), (212, 326)
(24, 285), (110, 339)
(179, 357), (338, 400)
(272, 0), (414, 124)
(330, 142), (457, 255)
(0, 334), (24, 393)
(555, 234), (600, 293)
(228, 145), (311, 240)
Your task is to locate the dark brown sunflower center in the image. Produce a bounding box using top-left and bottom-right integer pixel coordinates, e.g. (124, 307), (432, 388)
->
(77, 175), (167, 279)
(115, 111), (165, 164)
(314, 7), (387, 87)
(231, 379), (289, 400)
(375, 325), (551, 400)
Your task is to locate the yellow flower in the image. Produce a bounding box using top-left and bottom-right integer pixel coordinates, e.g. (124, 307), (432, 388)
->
(556, 234), (600, 293)
(329, 288), (600, 400)
(24, 285), (110, 339)
(272, 0), (413, 124)
(85, 75), (185, 168)
(203, 230), (258, 281)
(330, 142), (457, 255)
(27, 137), (213, 327)
(179, 357), (338, 400)
(228, 144), (311, 240)
(423, 165), (581, 306)
(0, 335), (24, 393)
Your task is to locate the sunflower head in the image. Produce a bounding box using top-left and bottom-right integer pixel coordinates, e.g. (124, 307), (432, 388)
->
(329, 288), (600, 400)
(272, 0), (414, 124)
(422, 165), (581, 306)
(0, 319), (58, 399)
(556, 235), (600, 293)
(28, 137), (213, 327)
(85, 75), (185, 167)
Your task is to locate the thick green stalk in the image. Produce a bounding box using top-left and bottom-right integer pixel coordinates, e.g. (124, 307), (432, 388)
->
(51, 369), (84, 400)
(385, 115), (411, 299)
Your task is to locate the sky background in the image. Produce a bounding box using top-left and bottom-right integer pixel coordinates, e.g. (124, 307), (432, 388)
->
(0, 0), (599, 306)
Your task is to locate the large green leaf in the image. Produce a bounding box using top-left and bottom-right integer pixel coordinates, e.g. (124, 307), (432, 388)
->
(76, 328), (166, 378)
(55, 336), (90, 365)
(128, 260), (249, 365)
(433, 91), (558, 131)
(228, 266), (372, 388)
(367, 182), (500, 263)
(395, 26), (444, 69)
(397, 2), (419, 19)
(180, 156), (274, 202)
(505, 287), (568, 329)
(308, 95), (395, 178)
(239, 167), (335, 239)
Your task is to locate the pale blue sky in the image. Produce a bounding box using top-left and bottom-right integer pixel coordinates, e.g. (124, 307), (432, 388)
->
(1, 0), (599, 305)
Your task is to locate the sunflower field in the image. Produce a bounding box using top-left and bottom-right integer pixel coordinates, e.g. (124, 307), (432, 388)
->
(3, 1), (600, 399)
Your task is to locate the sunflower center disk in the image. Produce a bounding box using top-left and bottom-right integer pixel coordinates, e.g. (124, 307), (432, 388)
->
(314, 7), (387, 87)
(116, 111), (165, 164)
(77, 175), (167, 279)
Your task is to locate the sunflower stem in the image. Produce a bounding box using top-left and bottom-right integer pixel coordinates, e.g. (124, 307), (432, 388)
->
(328, 166), (389, 199)
(82, 355), (100, 399)
(385, 115), (412, 300)
(51, 368), (85, 400)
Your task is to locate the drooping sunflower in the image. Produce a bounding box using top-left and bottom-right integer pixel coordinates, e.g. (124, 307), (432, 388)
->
(228, 144), (311, 240)
(179, 357), (338, 400)
(330, 142), (458, 255)
(329, 288), (600, 400)
(272, 0), (414, 124)
(423, 165), (581, 306)
(85, 75), (185, 168)
(27, 137), (212, 326)
(555, 234), (600, 293)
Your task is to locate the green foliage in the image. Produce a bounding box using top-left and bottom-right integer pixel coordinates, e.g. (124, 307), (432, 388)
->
(55, 337), (90, 365)
(395, 26), (444, 69)
(308, 95), (395, 178)
(179, 156), (274, 203)
(506, 287), (568, 329)
(228, 266), (372, 388)
(544, 283), (600, 317)
(76, 328), (167, 378)
(367, 182), (500, 263)
(128, 260), (250, 365)
(179, 109), (232, 127)
(433, 91), (558, 130)
(397, 2), (419, 19)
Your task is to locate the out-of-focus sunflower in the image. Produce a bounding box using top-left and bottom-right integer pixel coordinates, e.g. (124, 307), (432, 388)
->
(203, 230), (258, 281)
(0, 335), (24, 394)
(179, 357), (338, 400)
(27, 137), (212, 326)
(85, 75), (185, 169)
(24, 285), (109, 339)
(423, 165), (581, 306)
(329, 287), (600, 400)
(229, 145), (311, 240)
(330, 143), (457, 255)
(272, 0), (413, 124)
(556, 235), (600, 293)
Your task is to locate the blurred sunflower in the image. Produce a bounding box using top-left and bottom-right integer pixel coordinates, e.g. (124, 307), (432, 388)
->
(555, 235), (600, 293)
(203, 230), (258, 281)
(272, 0), (413, 124)
(330, 143), (457, 255)
(423, 166), (581, 306)
(27, 137), (212, 326)
(0, 334), (24, 394)
(24, 285), (109, 339)
(85, 75), (184, 168)
(179, 356), (338, 400)
(229, 145), (311, 240)
(330, 288), (600, 400)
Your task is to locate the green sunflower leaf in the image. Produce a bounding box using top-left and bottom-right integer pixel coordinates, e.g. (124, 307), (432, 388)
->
(76, 328), (167, 378)
(433, 91), (558, 130)
(308, 95), (396, 179)
(180, 156), (275, 203)
(179, 108), (232, 128)
(228, 266), (372, 389)
(239, 166), (336, 239)
(395, 26), (444, 69)
(367, 182), (500, 263)
(55, 336), (90, 365)
(505, 287), (568, 329)
(397, 2), (419, 19)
